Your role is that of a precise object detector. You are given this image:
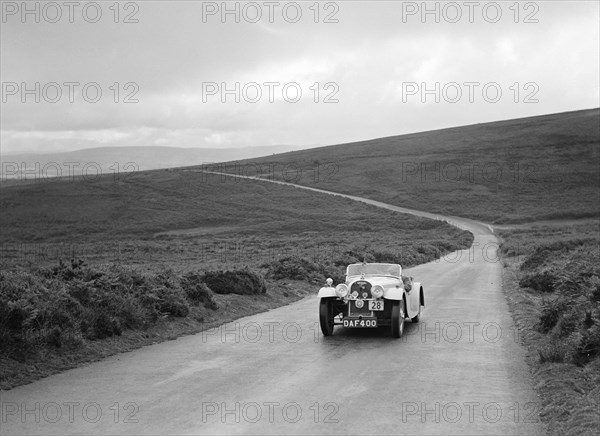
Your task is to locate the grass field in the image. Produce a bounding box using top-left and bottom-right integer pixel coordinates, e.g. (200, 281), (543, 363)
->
(0, 168), (472, 274)
(0, 168), (472, 388)
(210, 108), (599, 224)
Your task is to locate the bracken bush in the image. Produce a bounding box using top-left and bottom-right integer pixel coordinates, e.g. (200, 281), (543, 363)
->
(518, 242), (600, 366)
(259, 234), (475, 286)
(261, 256), (345, 285)
(201, 268), (267, 295)
(181, 272), (219, 310)
(519, 269), (558, 293)
(260, 237), (474, 286)
(520, 239), (596, 271)
(0, 260), (221, 351)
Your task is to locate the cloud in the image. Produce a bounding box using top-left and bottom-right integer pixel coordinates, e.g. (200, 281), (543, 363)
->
(1, 1), (598, 154)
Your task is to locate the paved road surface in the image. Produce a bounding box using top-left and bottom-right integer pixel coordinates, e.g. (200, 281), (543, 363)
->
(1, 176), (545, 435)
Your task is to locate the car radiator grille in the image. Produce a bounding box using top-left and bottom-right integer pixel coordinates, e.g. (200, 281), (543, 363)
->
(348, 280), (373, 317)
(351, 281), (372, 299)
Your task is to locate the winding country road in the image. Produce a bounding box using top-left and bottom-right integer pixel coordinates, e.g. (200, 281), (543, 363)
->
(1, 175), (545, 435)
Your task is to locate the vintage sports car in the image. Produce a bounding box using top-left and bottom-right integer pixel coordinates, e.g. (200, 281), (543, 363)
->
(318, 263), (424, 338)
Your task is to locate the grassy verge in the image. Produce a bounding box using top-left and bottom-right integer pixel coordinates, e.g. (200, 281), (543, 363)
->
(0, 262), (313, 390)
(498, 221), (599, 435)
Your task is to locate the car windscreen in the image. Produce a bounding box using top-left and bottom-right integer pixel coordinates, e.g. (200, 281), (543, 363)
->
(347, 264), (400, 277)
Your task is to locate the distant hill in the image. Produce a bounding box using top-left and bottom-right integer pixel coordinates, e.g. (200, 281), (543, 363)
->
(0, 145), (299, 181)
(208, 108), (600, 223)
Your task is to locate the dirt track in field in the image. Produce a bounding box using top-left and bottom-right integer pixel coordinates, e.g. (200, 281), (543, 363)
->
(1, 175), (545, 435)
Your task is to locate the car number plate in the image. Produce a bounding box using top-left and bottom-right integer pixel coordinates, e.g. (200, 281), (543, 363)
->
(368, 300), (384, 311)
(343, 319), (377, 328)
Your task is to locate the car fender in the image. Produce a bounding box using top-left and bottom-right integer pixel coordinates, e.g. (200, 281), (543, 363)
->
(411, 282), (422, 299)
(405, 281), (422, 317)
(384, 287), (404, 300)
(318, 286), (336, 298)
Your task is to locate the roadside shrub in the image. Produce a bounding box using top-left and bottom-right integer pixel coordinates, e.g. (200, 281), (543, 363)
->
(264, 256), (321, 281)
(46, 326), (64, 348)
(48, 258), (87, 281)
(202, 269), (266, 295)
(332, 251), (365, 267)
(0, 261), (201, 353)
(573, 324), (600, 366)
(590, 276), (600, 303)
(520, 239), (597, 271)
(520, 270), (558, 293)
(521, 248), (553, 272)
(339, 249), (375, 265)
(517, 237), (600, 368)
(116, 297), (148, 329)
(88, 312), (123, 340)
(371, 250), (402, 264)
(554, 310), (580, 337)
(333, 239), (472, 270)
(500, 240), (520, 258)
(181, 272), (218, 310)
(538, 297), (567, 333)
(520, 239), (594, 272)
(321, 266), (346, 286)
(154, 286), (190, 317)
(263, 256), (345, 284)
(538, 339), (565, 363)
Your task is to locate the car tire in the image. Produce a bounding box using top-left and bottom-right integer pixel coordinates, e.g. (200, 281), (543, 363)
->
(411, 304), (421, 323)
(319, 298), (335, 336)
(391, 300), (405, 338)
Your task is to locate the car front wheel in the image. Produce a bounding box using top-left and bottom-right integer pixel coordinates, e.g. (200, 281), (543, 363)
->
(319, 298), (335, 336)
(411, 303), (421, 323)
(391, 300), (405, 338)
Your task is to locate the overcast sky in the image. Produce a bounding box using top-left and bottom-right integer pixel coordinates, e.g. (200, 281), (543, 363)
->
(1, 0), (598, 154)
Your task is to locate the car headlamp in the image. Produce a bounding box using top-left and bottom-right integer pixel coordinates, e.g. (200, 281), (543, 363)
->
(335, 284), (349, 298)
(372, 285), (384, 298)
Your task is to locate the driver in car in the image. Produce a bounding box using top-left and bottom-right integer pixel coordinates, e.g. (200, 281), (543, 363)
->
(402, 275), (413, 291)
